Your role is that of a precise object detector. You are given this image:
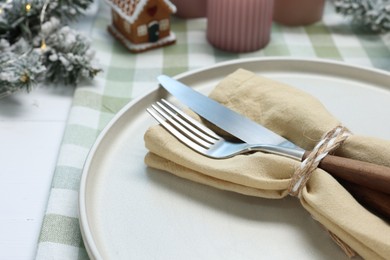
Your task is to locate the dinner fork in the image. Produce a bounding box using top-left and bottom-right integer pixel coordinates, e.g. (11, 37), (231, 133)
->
(146, 99), (390, 221)
(146, 99), (298, 159)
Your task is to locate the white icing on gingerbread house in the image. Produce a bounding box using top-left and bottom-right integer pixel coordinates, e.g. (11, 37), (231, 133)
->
(105, 0), (177, 52)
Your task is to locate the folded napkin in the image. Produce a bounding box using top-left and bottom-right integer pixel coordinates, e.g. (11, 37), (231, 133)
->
(144, 69), (390, 259)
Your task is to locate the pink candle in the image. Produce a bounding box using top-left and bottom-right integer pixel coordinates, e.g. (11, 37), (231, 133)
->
(206, 0), (274, 53)
(170, 0), (207, 18)
(273, 0), (325, 26)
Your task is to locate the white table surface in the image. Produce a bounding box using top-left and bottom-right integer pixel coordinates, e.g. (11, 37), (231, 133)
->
(0, 5), (98, 259)
(0, 88), (73, 259)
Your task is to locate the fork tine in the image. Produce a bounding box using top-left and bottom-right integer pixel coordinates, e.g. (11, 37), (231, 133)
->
(150, 104), (214, 149)
(161, 99), (220, 140)
(147, 107), (208, 154)
(156, 100), (218, 144)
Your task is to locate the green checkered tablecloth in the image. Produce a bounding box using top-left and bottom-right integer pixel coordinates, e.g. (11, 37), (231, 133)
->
(35, 0), (390, 258)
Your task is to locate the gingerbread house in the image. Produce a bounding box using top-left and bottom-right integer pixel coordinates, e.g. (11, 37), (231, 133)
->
(105, 0), (177, 53)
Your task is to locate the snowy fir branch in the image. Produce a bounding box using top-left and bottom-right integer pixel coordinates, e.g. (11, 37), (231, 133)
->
(334, 0), (390, 32)
(0, 0), (101, 97)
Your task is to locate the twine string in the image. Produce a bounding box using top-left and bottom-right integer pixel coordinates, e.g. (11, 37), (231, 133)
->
(288, 125), (355, 257)
(288, 125), (351, 197)
(327, 229), (356, 258)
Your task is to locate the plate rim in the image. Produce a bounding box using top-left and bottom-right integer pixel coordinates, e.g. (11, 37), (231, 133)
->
(78, 57), (390, 259)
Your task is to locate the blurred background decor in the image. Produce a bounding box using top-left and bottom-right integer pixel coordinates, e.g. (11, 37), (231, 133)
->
(0, 0), (101, 98)
(206, 0), (274, 53)
(334, 0), (390, 32)
(105, 0), (177, 53)
(273, 0), (326, 26)
(170, 0), (207, 18)
(1, 0), (388, 99)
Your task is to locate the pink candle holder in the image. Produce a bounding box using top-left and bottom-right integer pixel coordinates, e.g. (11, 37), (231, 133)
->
(206, 0), (274, 53)
(273, 0), (325, 26)
(170, 0), (207, 18)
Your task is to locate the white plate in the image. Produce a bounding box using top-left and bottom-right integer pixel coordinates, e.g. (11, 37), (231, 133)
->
(79, 58), (390, 260)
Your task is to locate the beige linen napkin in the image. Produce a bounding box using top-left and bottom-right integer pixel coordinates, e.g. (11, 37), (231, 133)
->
(144, 69), (390, 259)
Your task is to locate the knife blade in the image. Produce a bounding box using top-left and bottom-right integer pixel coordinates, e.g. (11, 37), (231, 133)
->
(157, 74), (390, 221)
(157, 75), (303, 153)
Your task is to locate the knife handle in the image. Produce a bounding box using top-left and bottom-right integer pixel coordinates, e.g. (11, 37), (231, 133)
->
(303, 152), (390, 222)
(303, 152), (390, 195)
(337, 180), (390, 223)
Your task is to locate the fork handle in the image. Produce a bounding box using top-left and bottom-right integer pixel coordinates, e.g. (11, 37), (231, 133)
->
(303, 152), (390, 195)
(303, 152), (390, 221)
(337, 180), (390, 222)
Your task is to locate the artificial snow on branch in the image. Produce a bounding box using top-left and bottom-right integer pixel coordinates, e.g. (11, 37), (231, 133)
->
(39, 17), (101, 85)
(334, 0), (390, 32)
(0, 0), (101, 97)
